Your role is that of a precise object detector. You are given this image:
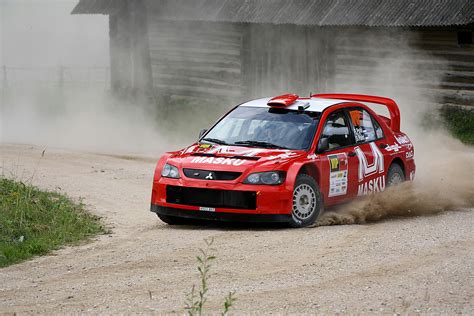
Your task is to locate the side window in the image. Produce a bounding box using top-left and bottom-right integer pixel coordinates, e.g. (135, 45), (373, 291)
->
(373, 118), (384, 139)
(321, 111), (352, 150)
(348, 108), (377, 143)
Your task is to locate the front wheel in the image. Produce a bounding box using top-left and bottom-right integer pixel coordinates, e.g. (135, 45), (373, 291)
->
(289, 174), (323, 228)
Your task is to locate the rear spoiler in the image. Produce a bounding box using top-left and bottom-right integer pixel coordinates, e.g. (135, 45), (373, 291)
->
(312, 93), (401, 132)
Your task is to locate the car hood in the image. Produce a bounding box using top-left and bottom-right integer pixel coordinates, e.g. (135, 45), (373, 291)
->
(166, 143), (306, 172)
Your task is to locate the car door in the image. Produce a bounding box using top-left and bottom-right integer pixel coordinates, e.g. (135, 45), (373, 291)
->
(316, 110), (359, 205)
(346, 107), (387, 196)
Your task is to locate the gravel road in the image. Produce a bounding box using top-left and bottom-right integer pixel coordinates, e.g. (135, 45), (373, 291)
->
(0, 144), (472, 314)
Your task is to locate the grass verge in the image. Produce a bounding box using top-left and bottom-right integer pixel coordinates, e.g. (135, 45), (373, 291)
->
(0, 177), (107, 267)
(441, 106), (474, 145)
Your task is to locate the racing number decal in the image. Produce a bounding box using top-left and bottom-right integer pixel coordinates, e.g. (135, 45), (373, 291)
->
(327, 154), (348, 197)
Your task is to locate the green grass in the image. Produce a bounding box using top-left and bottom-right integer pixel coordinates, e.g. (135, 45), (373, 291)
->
(0, 177), (107, 267)
(441, 106), (474, 145)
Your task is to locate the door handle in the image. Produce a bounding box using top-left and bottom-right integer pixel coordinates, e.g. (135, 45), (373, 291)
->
(379, 143), (388, 149)
(348, 151), (356, 157)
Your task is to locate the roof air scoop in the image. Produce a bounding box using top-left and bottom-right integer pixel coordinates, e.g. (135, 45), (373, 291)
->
(267, 94), (299, 107)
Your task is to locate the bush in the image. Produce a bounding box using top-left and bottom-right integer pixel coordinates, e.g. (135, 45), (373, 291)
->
(441, 106), (474, 145)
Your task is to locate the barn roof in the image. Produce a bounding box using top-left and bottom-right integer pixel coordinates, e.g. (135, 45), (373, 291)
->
(72, 0), (474, 27)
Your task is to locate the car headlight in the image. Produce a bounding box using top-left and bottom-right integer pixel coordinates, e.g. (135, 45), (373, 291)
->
(243, 171), (285, 185)
(161, 163), (180, 179)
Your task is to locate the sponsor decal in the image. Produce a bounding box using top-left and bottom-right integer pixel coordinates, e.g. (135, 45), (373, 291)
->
(406, 150), (414, 159)
(184, 145), (198, 154)
(266, 151), (299, 160)
(385, 143), (402, 152)
(355, 142), (385, 182)
(198, 143), (212, 149)
(355, 142), (386, 196)
(354, 127), (366, 142)
(307, 154), (318, 160)
(207, 146), (233, 154)
(410, 171), (415, 181)
(190, 156), (245, 166)
(395, 135), (410, 145)
(199, 206), (215, 212)
(357, 175), (386, 196)
(205, 172), (214, 180)
(240, 149), (265, 157)
(328, 153), (348, 197)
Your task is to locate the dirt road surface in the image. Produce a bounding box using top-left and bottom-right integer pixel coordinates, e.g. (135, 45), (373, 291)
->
(1, 144), (472, 314)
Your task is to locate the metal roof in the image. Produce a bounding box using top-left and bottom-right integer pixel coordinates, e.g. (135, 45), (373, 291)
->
(241, 97), (346, 112)
(72, 0), (474, 27)
(71, 0), (126, 15)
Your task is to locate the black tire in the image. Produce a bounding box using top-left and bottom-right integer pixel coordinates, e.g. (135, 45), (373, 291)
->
(157, 214), (189, 225)
(387, 163), (405, 187)
(289, 174), (323, 228)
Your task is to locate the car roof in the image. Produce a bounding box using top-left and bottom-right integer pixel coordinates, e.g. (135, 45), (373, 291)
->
(240, 97), (348, 112)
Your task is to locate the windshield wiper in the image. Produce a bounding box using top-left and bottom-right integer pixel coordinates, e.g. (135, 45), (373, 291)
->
(201, 138), (229, 145)
(234, 140), (289, 149)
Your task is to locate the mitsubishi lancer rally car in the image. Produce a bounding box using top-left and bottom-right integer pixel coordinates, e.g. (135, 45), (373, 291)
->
(151, 93), (415, 228)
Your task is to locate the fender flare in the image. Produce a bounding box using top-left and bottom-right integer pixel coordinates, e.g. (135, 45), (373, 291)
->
(284, 160), (320, 192)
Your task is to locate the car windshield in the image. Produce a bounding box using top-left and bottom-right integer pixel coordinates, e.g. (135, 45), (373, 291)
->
(202, 106), (320, 150)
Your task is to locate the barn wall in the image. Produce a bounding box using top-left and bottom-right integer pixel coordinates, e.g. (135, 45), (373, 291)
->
(109, 0), (153, 98)
(145, 20), (334, 103)
(243, 24), (334, 99)
(332, 29), (474, 108)
(147, 20), (245, 103)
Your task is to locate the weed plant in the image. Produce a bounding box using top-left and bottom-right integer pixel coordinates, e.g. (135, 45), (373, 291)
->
(185, 238), (236, 315)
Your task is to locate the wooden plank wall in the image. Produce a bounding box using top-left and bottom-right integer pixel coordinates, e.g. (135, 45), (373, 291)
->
(332, 29), (474, 109)
(146, 20), (334, 103)
(147, 20), (244, 102)
(243, 24), (333, 99)
(109, 0), (153, 98)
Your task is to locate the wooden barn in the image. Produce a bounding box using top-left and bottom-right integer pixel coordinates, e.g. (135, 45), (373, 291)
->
(72, 0), (474, 108)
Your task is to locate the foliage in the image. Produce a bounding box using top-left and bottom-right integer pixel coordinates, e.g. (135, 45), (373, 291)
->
(0, 177), (107, 267)
(441, 106), (474, 145)
(185, 238), (236, 316)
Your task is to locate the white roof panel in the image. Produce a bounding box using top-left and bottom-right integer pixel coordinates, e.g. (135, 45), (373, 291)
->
(240, 97), (347, 112)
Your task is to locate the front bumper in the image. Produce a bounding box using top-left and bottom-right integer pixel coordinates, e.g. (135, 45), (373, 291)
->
(152, 177), (293, 215)
(151, 204), (291, 223)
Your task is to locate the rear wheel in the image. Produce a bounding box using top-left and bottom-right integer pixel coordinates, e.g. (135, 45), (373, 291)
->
(387, 163), (405, 187)
(289, 174), (323, 228)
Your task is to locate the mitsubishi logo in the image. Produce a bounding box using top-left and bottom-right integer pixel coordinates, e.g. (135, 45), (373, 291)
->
(205, 172), (214, 180)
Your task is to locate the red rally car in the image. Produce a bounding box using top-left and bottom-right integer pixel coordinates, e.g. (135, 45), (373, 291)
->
(151, 93), (415, 228)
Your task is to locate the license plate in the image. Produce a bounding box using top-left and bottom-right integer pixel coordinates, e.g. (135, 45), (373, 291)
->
(199, 207), (215, 212)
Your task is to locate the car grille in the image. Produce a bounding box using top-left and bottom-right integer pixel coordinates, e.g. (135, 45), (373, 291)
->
(166, 185), (256, 210)
(183, 168), (241, 181)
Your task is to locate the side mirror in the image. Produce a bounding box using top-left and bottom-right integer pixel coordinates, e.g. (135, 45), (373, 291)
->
(198, 129), (208, 140)
(317, 137), (329, 153)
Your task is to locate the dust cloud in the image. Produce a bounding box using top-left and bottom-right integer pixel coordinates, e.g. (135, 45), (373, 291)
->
(317, 31), (474, 226)
(0, 1), (190, 156)
(1, 4), (472, 223)
(2, 87), (173, 155)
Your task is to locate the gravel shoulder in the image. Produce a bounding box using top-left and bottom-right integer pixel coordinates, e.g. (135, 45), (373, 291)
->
(0, 144), (472, 314)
